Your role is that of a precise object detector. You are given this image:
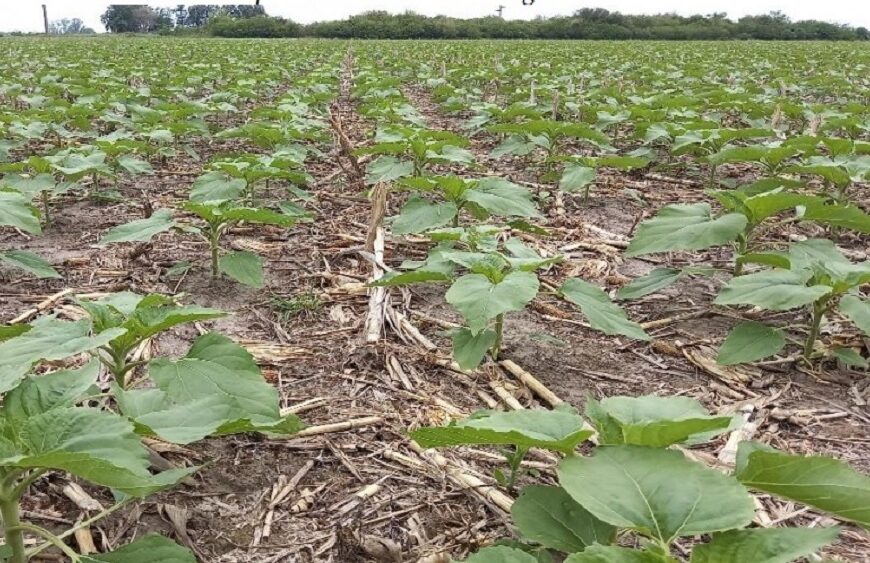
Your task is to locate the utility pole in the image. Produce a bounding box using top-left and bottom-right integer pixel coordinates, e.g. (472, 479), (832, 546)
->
(42, 4), (49, 34)
(496, 4), (506, 18)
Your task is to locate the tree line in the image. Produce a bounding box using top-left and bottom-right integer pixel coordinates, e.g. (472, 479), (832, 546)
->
(35, 5), (870, 40)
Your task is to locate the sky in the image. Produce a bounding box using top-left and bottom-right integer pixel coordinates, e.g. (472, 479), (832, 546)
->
(4, 0), (869, 33)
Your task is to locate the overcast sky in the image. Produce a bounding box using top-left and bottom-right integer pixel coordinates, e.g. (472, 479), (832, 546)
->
(5, 1), (869, 33)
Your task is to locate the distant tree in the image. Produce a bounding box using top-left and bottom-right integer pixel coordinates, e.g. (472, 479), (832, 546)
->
(101, 5), (164, 33)
(49, 18), (95, 34)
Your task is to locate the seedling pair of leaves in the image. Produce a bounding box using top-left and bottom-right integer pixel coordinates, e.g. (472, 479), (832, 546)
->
(98, 179), (301, 288)
(715, 238), (870, 364)
(357, 127), (475, 184)
(488, 120), (611, 163)
(624, 188), (870, 276)
(414, 395), (866, 563)
(206, 152), (311, 202)
(390, 175), (540, 234)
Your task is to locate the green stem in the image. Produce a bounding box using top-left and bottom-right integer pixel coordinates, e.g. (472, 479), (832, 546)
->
(803, 299), (829, 361)
(0, 496), (26, 563)
(733, 234), (748, 276)
(491, 314), (505, 361)
(40, 191), (51, 225)
(209, 228), (221, 279)
(8, 523), (81, 561)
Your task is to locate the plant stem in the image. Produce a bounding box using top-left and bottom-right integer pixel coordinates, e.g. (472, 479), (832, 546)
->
(491, 314), (505, 361)
(8, 524), (81, 561)
(40, 191), (50, 224)
(803, 299), (829, 361)
(0, 496), (26, 563)
(209, 228), (220, 279)
(733, 234), (748, 276)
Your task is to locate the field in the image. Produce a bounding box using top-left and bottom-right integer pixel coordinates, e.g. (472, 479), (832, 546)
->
(1, 37), (869, 562)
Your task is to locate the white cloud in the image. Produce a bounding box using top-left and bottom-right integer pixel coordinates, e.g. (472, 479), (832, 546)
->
(4, 0), (868, 33)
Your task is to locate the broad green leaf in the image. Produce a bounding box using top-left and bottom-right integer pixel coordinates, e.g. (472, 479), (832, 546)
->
(833, 346), (868, 368)
(411, 409), (593, 455)
(512, 485), (615, 552)
(0, 317), (125, 394)
(802, 203), (870, 234)
(0, 406), (196, 496)
(736, 442), (870, 528)
(219, 251), (264, 288)
(840, 295), (870, 336)
(464, 546), (538, 563)
(560, 278), (649, 341)
(189, 171), (246, 204)
(446, 272), (539, 334)
(392, 197), (457, 235)
(120, 333), (302, 443)
(366, 156), (413, 185)
(491, 136), (537, 158)
(117, 155), (153, 175)
(99, 209), (176, 245)
(222, 207), (298, 227)
(452, 328), (497, 370)
(0, 250), (61, 279)
(1, 173), (56, 197)
(565, 545), (670, 563)
(0, 191), (42, 234)
(85, 534), (196, 563)
(560, 164), (596, 193)
(626, 203), (746, 257)
(714, 270), (831, 311)
(587, 395), (733, 447)
(465, 178), (540, 218)
(690, 527), (840, 563)
(558, 446), (755, 543)
(4, 361), (99, 420)
(617, 268), (682, 300)
(717, 321), (786, 365)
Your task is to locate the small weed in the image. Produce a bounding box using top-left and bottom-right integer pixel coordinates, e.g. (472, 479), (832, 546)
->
(271, 290), (323, 324)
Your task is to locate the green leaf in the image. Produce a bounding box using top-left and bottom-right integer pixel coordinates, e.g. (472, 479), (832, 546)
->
(219, 251), (264, 288)
(560, 164), (596, 193)
(0, 317), (125, 394)
(464, 178), (540, 218)
(832, 347), (868, 368)
(717, 321), (786, 365)
(840, 295), (870, 336)
(491, 136), (537, 158)
(558, 446), (755, 544)
(446, 272), (540, 334)
(411, 409), (593, 455)
(85, 534), (196, 563)
(99, 209), (176, 245)
(0, 191), (42, 234)
(463, 546), (538, 563)
(189, 171), (246, 204)
(736, 442), (870, 528)
(690, 527), (840, 563)
(0, 406), (196, 496)
(714, 269), (831, 311)
(0, 250), (61, 279)
(222, 207), (298, 227)
(117, 155), (153, 175)
(392, 197), (458, 235)
(626, 203), (746, 257)
(617, 268), (682, 300)
(3, 361), (99, 420)
(366, 156), (414, 185)
(452, 328), (497, 370)
(1, 173), (56, 197)
(802, 203), (870, 234)
(512, 485), (615, 553)
(119, 333), (302, 444)
(565, 545), (669, 563)
(560, 278), (649, 341)
(587, 395), (733, 447)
